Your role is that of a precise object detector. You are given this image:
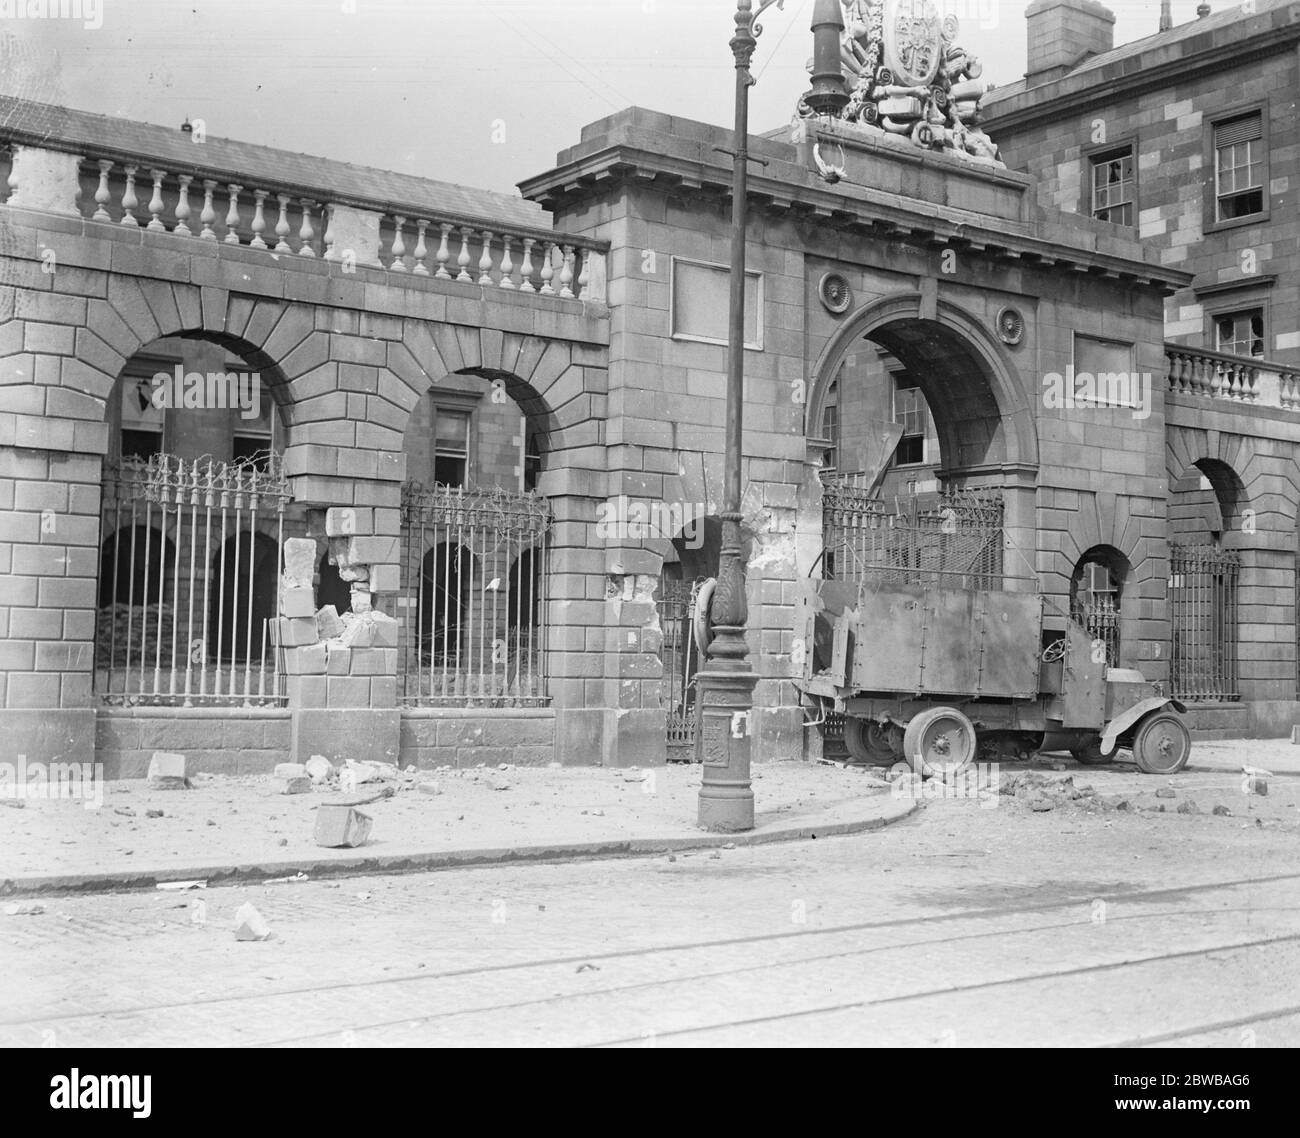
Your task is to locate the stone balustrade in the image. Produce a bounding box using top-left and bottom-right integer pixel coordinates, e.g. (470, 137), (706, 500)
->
(1165, 344), (1300, 412)
(0, 142), (606, 303)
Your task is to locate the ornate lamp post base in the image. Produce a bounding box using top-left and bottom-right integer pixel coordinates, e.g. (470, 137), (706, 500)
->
(696, 636), (759, 832)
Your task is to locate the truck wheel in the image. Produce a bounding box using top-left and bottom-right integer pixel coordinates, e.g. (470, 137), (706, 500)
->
(1071, 738), (1109, 765)
(903, 706), (976, 778)
(843, 718), (892, 764)
(1132, 712), (1191, 775)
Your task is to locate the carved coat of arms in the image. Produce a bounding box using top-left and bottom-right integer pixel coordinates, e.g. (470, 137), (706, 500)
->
(883, 0), (944, 87)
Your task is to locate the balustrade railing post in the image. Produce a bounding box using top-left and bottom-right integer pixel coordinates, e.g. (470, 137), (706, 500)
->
(390, 214), (408, 271)
(93, 159), (113, 221)
(298, 198), (316, 255)
(412, 219), (429, 275)
(224, 184), (243, 244)
(174, 174), (194, 236)
(435, 223), (452, 279)
(274, 193), (292, 252)
(249, 189), (269, 248)
(520, 237), (535, 293)
(478, 230), (494, 285)
(199, 179), (218, 240)
(456, 226), (473, 282)
(120, 165), (139, 226)
(146, 169), (167, 231)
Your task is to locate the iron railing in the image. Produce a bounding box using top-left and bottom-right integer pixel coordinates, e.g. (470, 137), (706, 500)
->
(658, 576), (705, 760)
(1170, 544), (1240, 702)
(398, 482), (550, 707)
(822, 477), (1005, 589)
(96, 454), (290, 705)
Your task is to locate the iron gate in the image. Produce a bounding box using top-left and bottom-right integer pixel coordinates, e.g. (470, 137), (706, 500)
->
(398, 482), (550, 706)
(822, 477), (1004, 589)
(1170, 544), (1240, 701)
(96, 454), (291, 706)
(658, 577), (705, 761)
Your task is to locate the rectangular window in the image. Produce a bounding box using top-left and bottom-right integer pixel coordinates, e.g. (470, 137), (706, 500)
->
(821, 403), (839, 472)
(1215, 113), (1264, 222)
(1091, 147), (1134, 227)
(433, 408), (471, 487)
(1215, 308), (1265, 358)
(670, 257), (763, 349)
(893, 378), (927, 467)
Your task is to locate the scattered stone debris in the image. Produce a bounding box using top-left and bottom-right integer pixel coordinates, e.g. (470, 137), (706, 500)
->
(305, 755), (335, 784)
(722, 842), (737, 850)
(114, 807), (135, 817)
(356, 891), (372, 901)
(278, 838), (289, 846)
(233, 903), (272, 941)
(1026, 793), (1055, 812)
(1155, 787), (1176, 799)
(417, 780), (443, 796)
(2, 799), (25, 809)
(575, 963), (600, 973)
(314, 804), (373, 848)
(623, 769), (648, 783)
(147, 751), (190, 790)
(1247, 776), (1269, 796)
(5, 901), (45, 916)
(265, 872), (309, 885)
(1213, 805), (1231, 816)
(339, 760), (382, 791)
(274, 763), (312, 794)
(145, 809), (164, 818)
(490, 777), (511, 791)
(1177, 800), (1199, 815)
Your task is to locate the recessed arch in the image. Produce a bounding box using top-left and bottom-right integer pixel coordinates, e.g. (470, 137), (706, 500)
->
(807, 293), (1038, 477)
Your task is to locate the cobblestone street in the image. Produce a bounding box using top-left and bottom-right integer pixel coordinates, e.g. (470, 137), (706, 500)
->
(4, 764), (1299, 1048)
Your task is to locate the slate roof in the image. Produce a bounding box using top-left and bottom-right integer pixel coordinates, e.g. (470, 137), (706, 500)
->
(984, 0), (1295, 106)
(0, 93), (550, 232)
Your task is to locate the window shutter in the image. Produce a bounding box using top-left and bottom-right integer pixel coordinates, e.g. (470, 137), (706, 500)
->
(1216, 113), (1262, 148)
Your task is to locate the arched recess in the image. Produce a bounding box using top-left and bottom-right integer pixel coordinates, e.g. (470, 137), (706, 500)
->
(1169, 457), (1249, 546)
(806, 293), (1038, 479)
(103, 332), (290, 467)
(1070, 545), (1133, 668)
(416, 543), (476, 667)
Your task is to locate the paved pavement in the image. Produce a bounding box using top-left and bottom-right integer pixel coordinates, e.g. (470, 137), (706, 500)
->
(0, 760), (913, 894)
(2, 775), (1298, 1047)
(3, 737), (1298, 895)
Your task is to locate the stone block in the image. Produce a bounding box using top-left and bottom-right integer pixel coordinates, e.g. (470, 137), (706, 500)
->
(348, 647), (395, 675)
(347, 535), (400, 564)
(282, 537), (317, 586)
(286, 675), (328, 708)
(368, 563), (400, 593)
(326, 645), (352, 674)
(281, 584), (317, 618)
(291, 709), (400, 766)
(325, 506), (373, 537)
(270, 617), (319, 648)
(234, 902), (272, 941)
(147, 750), (189, 789)
(280, 775), (312, 795)
(327, 675), (370, 705)
(315, 604), (344, 639)
(370, 611), (398, 647)
(305, 755), (334, 783)
(313, 804), (373, 848)
(340, 616), (375, 648)
(284, 642), (328, 675)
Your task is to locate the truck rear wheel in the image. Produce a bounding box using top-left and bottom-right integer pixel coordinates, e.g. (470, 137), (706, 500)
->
(1132, 712), (1191, 775)
(1071, 738), (1109, 765)
(903, 706), (976, 778)
(843, 717), (893, 764)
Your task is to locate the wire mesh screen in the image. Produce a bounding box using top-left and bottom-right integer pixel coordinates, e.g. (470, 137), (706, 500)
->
(96, 454), (290, 706)
(398, 482), (550, 707)
(822, 478), (1004, 590)
(1170, 544), (1240, 702)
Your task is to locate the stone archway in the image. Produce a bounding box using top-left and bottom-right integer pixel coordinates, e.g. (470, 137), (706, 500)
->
(806, 293), (1038, 588)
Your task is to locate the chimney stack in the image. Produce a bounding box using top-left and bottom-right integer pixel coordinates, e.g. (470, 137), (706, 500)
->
(1159, 0), (1172, 31)
(1025, 0), (1116, 85)
(1197, 3), (1211, 17)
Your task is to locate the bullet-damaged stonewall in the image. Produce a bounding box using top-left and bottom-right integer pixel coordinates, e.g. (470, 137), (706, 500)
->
(314, 804), (373, 848)
(234, 902), (272, 941)
(147, 751), (190, 790)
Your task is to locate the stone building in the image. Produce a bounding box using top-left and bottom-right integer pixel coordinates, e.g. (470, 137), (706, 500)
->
(983, 0), (1300, 734)
(8, 0), (1283, 777)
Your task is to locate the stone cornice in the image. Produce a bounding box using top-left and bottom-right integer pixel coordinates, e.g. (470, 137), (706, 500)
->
(520, 114), (1190, 295)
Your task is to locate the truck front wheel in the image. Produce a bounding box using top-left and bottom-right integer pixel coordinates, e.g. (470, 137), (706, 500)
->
(903, 706), (977, 778)
(1132, 712), (1191, 775)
